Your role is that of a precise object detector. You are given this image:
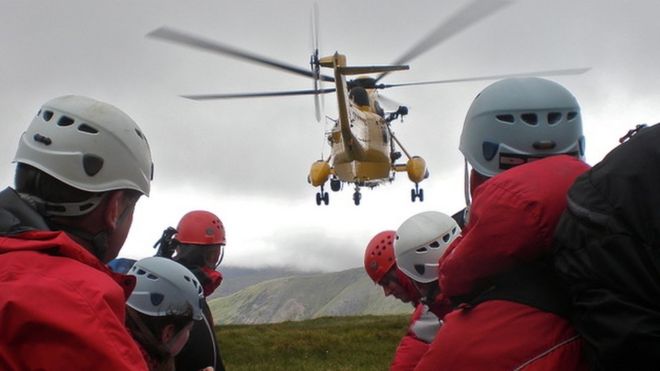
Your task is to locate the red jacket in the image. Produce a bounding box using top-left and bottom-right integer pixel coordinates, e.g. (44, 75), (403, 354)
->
(0, 230), (148, 371)
(415, 156), (590, 371)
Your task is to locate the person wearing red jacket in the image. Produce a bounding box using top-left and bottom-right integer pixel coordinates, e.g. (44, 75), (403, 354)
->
(364, 230), (440, 371)
(413, 77), (590, 370)
(153, 210), (227, 371)
(0, 96), (154, 370)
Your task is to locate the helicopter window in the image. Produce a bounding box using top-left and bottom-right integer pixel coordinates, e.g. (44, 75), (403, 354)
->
(547, 112), (562, 125)
(567, 111), (578, 121)
(521, 113), (538, 126)
(496, 114), (514, 123)
(349, 87), (370, 107)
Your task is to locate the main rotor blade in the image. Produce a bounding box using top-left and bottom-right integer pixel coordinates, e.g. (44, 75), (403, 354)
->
(148, 27), (335, 82)
(181, 87), (337, 100)
(377, 67), (591, 89)
(376, 0), (512, 82)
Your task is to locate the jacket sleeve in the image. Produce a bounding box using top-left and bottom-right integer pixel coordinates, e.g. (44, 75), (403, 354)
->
(390, 304), (438, 371)
(0, 270), (148, 371)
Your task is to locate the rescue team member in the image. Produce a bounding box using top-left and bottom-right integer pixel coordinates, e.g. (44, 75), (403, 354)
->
(0, 96), (153, 370)
(125, 257), (209, 371)
(414, 77), (590, 370)
(364, 231), (440, 371)
(553, 123), (660, 370)
(154, 210), (227, 371)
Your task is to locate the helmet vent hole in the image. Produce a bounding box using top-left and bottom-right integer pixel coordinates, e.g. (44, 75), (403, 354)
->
(567, 111), (578, 121)
(414, 265), (425, 275)
(184, 276), (191, 282)
(82, 154), (104, 176)
(429, 241), (440, 248)
(135, 128), (145, 140)
(442, 233), (451, 242)
(78, 123), (99, 134)
(42, 110), (54, 121)
(521, 113), (538, 126)
(451, 227), (457, 235)
(547, 112), (562, 125)
(57, 116), (75, 127)
(150, 293), (164, 306)
(136, 269), (146, 275)
(496, 114), (514, 123)
(146, 273), (158, 280)
(482, 141), (499, 161)
(416, 247), (428, 253)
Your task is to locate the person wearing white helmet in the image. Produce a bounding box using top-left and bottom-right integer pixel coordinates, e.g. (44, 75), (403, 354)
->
(412, 78), (590, 370)
(394, 211), (460, 309)
(125, 257), (207, 371)
(0, 96), (154, 370)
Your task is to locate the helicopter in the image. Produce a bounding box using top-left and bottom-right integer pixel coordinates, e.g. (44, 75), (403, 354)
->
(147, 0), (589, 206)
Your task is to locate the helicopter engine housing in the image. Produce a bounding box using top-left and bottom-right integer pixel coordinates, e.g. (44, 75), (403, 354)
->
(407, 156), (427, 183)
(308, 160), (332, 187)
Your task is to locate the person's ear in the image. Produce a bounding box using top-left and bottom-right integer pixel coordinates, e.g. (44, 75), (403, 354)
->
(102, 191), (125, 230)
(161, 323), (176, 344)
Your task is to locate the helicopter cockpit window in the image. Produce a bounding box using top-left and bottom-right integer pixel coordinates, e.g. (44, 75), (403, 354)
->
(349, 87), (370, 107)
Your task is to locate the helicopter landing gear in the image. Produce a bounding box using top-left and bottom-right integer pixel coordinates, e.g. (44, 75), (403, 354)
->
(330, 177), (341, 192)
(353, 185), (362, 206)
(411, 183), (424, 202)
(316, 186), (329, 206)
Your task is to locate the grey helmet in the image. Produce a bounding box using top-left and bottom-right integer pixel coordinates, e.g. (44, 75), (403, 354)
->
(127, 257), (204, 320)
(394, 211), (460, 283)
(14, 95), (154, 196)
(460, 77), (585, 178)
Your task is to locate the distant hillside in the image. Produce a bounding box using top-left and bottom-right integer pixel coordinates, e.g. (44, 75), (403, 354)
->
(211, 266), (314, 300)
(209, 267), (413, 324)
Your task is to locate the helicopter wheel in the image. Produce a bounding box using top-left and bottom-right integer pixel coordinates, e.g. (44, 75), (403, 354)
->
(330, 178), (341, 192)
(353, 191), (361, 206)
(316, 192), (322, 206)
(323, 192), (329, 205)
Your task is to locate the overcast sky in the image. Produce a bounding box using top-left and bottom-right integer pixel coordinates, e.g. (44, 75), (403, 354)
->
(2, 0), (660, 272)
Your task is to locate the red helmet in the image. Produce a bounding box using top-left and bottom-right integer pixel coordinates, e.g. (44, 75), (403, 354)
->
(363, 230), (396, 283)
(175, 210), (226, 245)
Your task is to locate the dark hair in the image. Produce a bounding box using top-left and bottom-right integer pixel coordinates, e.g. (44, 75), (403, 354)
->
(15, 163), (98, 203)
(173, 244), (210, 268)
(126, 307), (193, 369)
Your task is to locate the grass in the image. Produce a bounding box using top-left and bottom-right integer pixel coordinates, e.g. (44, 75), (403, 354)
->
(216, 314), (410, 371)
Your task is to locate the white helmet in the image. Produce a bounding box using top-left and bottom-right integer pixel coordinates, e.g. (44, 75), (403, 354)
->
(127, 257), (204, 320)
(14, 95), (154, 196)
(460, 77), (584, 178)
(394, 211), (460, 283)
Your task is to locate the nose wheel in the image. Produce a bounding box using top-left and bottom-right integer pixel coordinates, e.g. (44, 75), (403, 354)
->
(411, 183), (424, 202)
(353, 185), (362, 206)
(316, 185), (329, 206)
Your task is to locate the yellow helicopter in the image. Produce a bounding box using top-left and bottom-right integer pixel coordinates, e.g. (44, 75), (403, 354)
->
(147, 0), (588, 206)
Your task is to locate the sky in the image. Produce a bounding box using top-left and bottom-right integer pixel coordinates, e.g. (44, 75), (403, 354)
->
(2, 0), (660, 272)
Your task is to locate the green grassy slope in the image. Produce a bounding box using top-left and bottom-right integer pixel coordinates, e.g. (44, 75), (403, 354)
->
(210, 268), (412, 324)
(216, 314), (410, 371)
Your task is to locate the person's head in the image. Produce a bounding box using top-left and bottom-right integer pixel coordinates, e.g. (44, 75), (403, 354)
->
(126, 257), (203, 360)
(13, 95), (153, 262)
(363, 230), (419, 304)
(394, 211), (461, 300)
(460, 77), (584, 198)
(171, 210), (226, 270)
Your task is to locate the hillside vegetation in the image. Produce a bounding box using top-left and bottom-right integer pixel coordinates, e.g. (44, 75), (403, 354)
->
(216, 314), (410, 371)
(210, 267), (413, 324)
